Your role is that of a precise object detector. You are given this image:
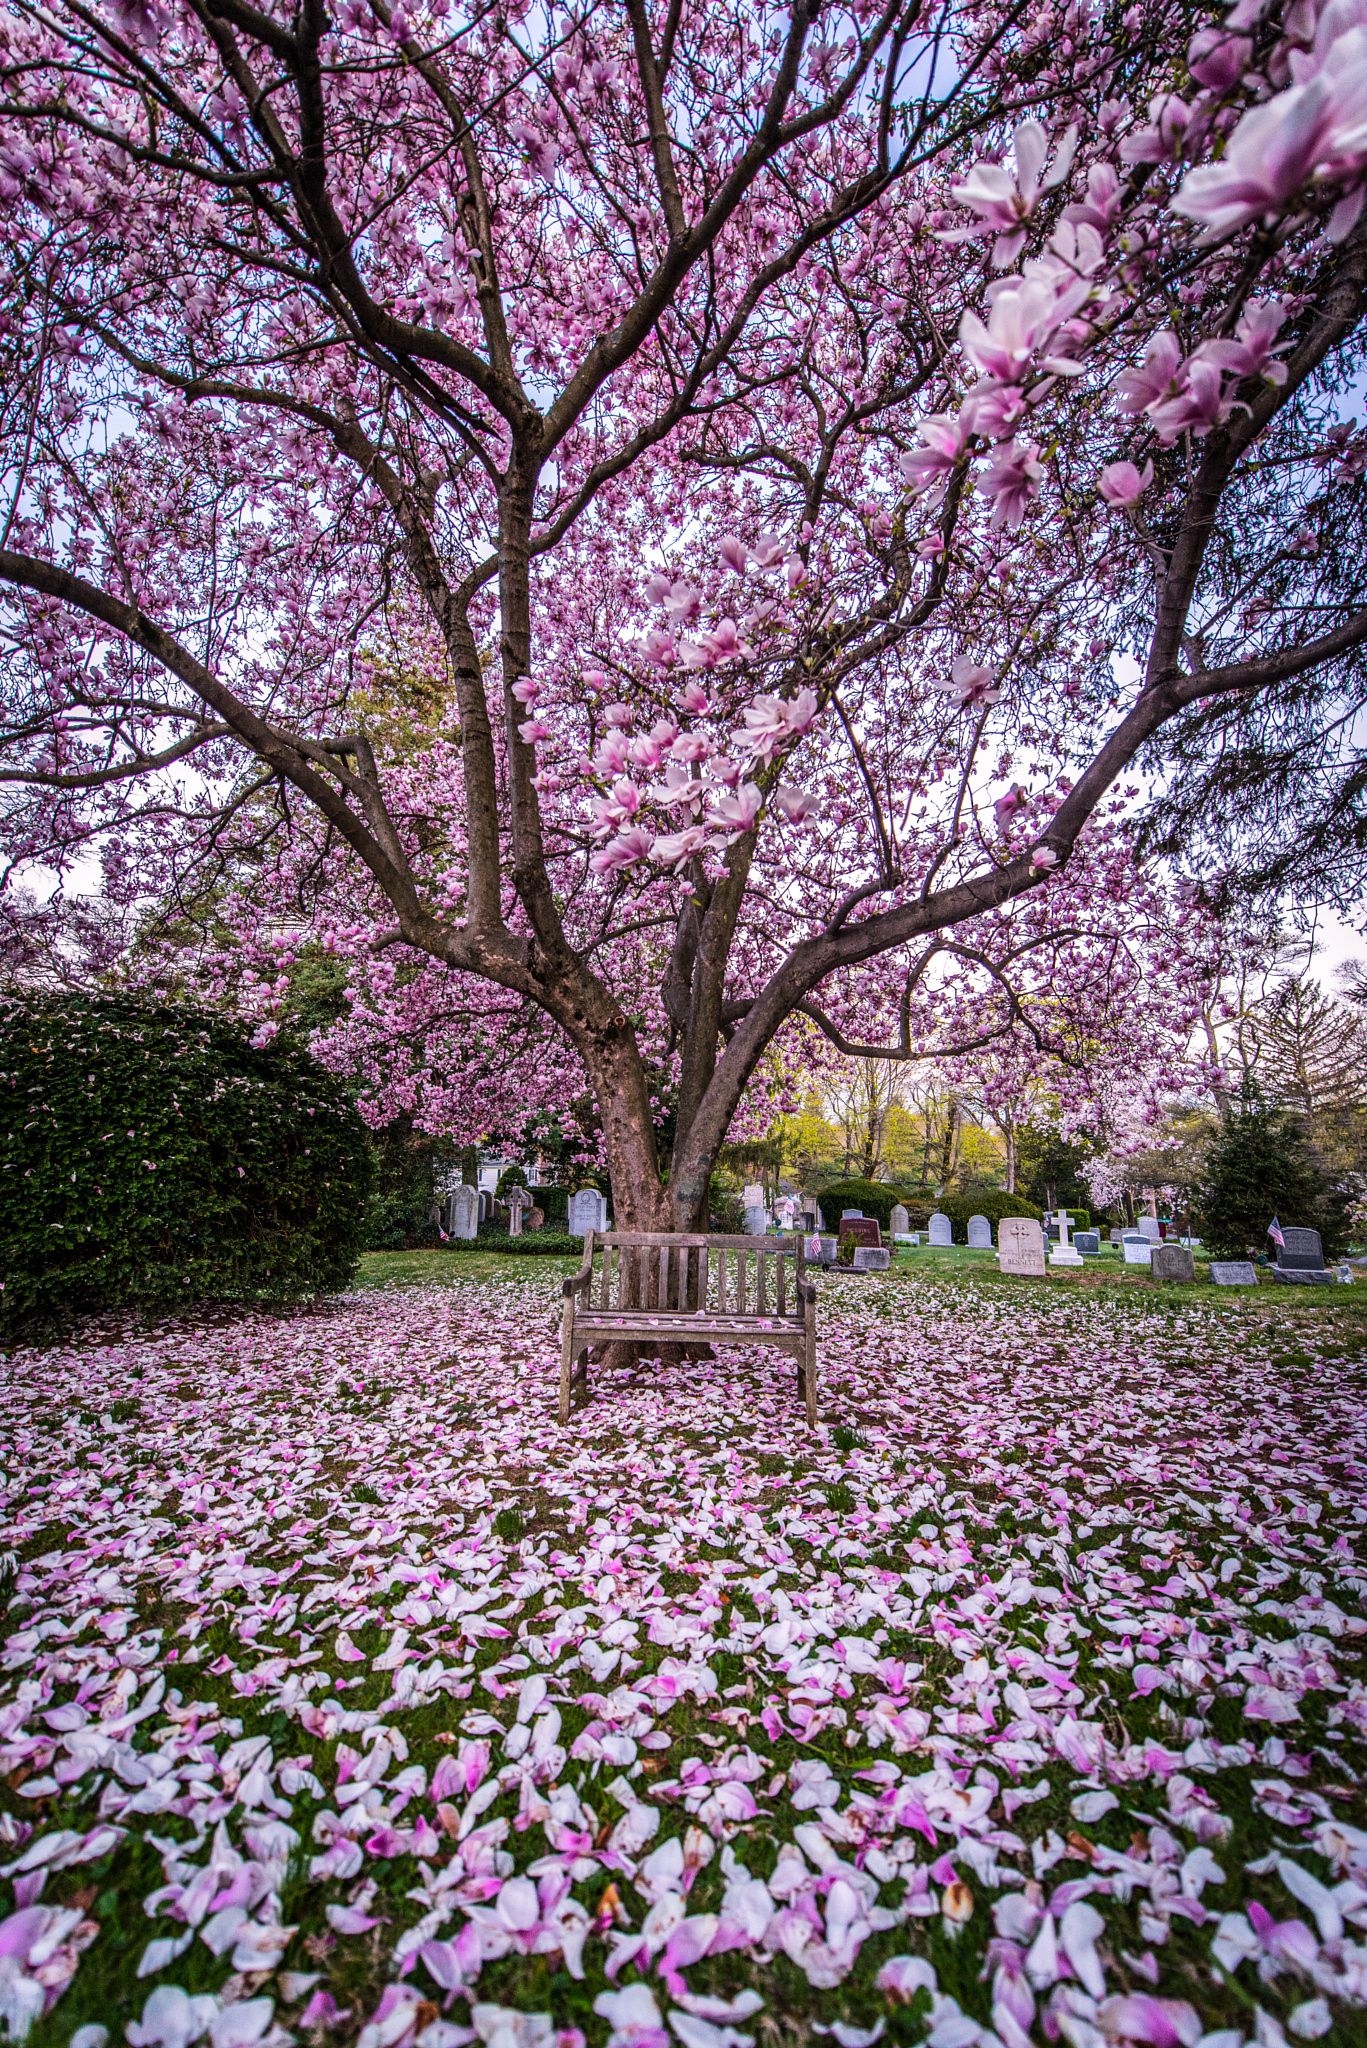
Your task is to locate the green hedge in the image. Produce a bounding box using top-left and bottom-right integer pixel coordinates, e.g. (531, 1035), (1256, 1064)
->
(816, 1179), (903, 1230)
(817, 1179), (1042, 1240)
(934, 1188), (1043, 1243)
(0, 994), (371, 1336)
(460, 1226), (581, 1256)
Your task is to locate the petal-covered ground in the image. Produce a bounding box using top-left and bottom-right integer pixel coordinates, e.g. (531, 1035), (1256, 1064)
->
(3, 1266), (1367, 2048)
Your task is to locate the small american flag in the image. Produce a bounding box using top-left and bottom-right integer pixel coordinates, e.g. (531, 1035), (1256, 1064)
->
(1268, 1216), (1286, 1249)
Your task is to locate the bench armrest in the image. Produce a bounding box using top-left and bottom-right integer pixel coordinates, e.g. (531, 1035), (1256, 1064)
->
(563, 1251), (594, 1300)
(797, 1278), (819, 1306)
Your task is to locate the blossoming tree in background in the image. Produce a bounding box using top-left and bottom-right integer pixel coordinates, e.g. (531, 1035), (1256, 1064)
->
(3, 0), (1367, 1224)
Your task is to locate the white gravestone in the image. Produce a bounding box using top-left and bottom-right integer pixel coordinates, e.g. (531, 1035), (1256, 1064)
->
(1137, 1216), (1162, 1242)
(449, 1184), (479, 1241)
(967, 1214), (992, 1249)
(744, 1205), (769, 1236)
(997, 1216), (1046, 1277)
(928, 1212), (953, 1247)
(806, 1233), (838, 1266)
(1122, 1235), (1152, 1265)
(1210, 1260), (1257, 1286)
(889, 1203), (910, 1238)
(742, 1183), (765, 1212)
(1049, 1208), (1084, 1268)
(567, 1187), (608, 1237)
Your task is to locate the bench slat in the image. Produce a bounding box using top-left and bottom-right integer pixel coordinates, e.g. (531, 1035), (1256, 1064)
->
(559, 1230), (816, 1427)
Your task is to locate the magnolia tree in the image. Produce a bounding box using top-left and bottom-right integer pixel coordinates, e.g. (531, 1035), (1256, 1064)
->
(3, 0), (1367, 1226)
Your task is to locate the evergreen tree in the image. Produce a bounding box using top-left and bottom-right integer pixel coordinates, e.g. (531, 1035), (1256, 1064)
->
(1197, 1083), (1353, 1259)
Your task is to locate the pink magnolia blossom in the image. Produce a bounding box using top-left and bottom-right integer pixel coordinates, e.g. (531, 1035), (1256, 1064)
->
(1172, 51), (1367, 238)
(977, 440), (1045, 527)
(960, 277), (1088, 387)
(590, 826), (654, 875)
(900, 413), (971, 494)
(1186, 27), (1253, 92)
(936, 654), (1002, 707)
(948, 119), (1079, 267)
(773, 784), (820, 824)
(1098, 460), (1154, 506)
(1192, 299), (1290, 386)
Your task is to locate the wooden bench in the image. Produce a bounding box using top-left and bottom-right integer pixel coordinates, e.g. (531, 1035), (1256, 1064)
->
(560, 1231), (818, 1425)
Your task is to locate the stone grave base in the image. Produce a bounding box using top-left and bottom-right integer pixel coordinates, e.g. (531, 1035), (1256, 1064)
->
(1271, 1266), (1334, 1285)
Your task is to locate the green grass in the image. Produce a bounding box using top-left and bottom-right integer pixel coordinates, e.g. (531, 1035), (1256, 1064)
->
(357, 1246), (580, 1288)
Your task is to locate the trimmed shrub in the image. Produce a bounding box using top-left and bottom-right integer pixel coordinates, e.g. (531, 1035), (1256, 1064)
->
(817, 1180), (1042, 1240)
(816, 1179), (902, 1230)
(937, 1188), (1043, 1236)
(0, 993), (371, 1336)
(464, 1225), (581, 1256)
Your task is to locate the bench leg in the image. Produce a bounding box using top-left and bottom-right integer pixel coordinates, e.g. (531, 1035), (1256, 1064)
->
(559, 1308), (576, 1423)
(802, 1315), (817, 1426)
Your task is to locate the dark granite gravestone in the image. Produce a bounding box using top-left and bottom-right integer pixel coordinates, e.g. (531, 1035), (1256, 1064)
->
(1272, 1227), (1332, 1284)
(1074, 1230), (1101, 1255)
(1210, 1260), (1257, 1286)
(1150, 1243), (1195, 1283)
(840, 1217), (882, 1250)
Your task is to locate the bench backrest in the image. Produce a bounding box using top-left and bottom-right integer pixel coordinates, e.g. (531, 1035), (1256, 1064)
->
(585, 1231), (806, 1317)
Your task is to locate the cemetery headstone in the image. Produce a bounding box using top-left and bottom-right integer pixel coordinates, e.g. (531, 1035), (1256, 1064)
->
(1109, 1228), (1127, 1246)
(527, 1207), (545, 1232)
(742, 1183), (765, 1213)
(1137, 1216), (1161, 1242)
(1049, 1208), (1083, 1268)
(928, 1212), (953, 1246)
(889, 1203), (911, 1239)
(997, 1216), (1046, 1277)
(1122, 1236), (1152, 1265)
(852, 1246), (891, 1272)
(567, 1186), (608, 1237)
(478, 1190), (490, 1223)
(1074, 1230), (1101, 1255)
(841, 1217), (882, 1250)
(506, 1187), (532, 1237)
(807, 1233), (839, 1265)
(967, 1214), (992, 1249)
(1150, 1243), (1195, 1283)
(449, 1183), (479, 1241)
(840, 1208), (864, 1221)
(1210, 1260), (1257, 1286)
(744, 1205), (769, 1236)
(1271, 1226), (1332, 1284)
(1277, 1226), (1326, 1270)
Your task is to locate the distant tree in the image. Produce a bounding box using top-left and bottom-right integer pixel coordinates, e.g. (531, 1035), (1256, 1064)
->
(1015, 1125), (1098, 1218)
(1196, 1083), (1353, 1260)
(1249, 974), (1367, 1183)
